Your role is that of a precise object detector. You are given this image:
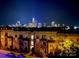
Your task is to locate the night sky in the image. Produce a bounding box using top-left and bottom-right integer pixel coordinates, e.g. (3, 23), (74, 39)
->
(0, 0), (79, 26)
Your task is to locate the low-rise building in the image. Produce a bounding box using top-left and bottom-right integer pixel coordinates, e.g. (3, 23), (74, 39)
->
(0, 26), (79, 55)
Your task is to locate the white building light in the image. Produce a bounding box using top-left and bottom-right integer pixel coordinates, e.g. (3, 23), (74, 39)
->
(51, 21), (55, 27)
(54, 24), (57, 27)
(23, 24), (27, 27)
(38, 23), (42, 28)
(58, 24), (60, 27)
(32, 17), (35, 23)
(63, 24), (65, 27)
(12, 24), (16, 27)
(31, 35), (34, 40)
(27, 18), (37, 27)
(30, 45), (34, 49)
(43, 23), (46, 27)
(31, 41), (34, 45)
(30, 35), (34, 50)
(66, 26), (70, 30)
(74, 26), (78, 29)
(16, 21), (21, 27)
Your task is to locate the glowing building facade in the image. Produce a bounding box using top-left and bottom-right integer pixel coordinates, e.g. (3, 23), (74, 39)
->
(0, 26), (79, 55)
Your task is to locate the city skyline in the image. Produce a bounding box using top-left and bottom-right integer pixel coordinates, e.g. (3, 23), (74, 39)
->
(0, 17), (79, 30)
(0, 0), (79, 58)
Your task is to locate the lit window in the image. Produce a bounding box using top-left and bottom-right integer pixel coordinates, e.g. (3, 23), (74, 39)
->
(31, 41), (34, 45)
(30, 45), (34, 49)
(31, 35), (34, 40)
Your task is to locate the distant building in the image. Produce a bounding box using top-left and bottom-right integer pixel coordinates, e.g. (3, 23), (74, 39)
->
(66, 26), (70, 30)
(23, 24), (27, 27)
(0, 26), (79, 54)
(16, 21), (21, 27)
(74, 26), (78, 29)
(54, 24), (57, 27)
(27, 18), (37, 27)
(37, 23), (42, 28)
(51, 21), (55, 27)
(43, 23), (46, 27)
(12, 24), (16, 27)
(57, 24), (60, 27)
(62, 24), (65, 27)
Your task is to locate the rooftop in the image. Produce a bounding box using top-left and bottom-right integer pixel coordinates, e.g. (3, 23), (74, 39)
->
(0, 26), (79, 34)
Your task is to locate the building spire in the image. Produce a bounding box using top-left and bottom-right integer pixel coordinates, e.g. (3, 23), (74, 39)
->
(32, 17), (35, 23)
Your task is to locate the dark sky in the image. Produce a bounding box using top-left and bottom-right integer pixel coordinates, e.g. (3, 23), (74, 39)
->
(0, 0), (79, 26)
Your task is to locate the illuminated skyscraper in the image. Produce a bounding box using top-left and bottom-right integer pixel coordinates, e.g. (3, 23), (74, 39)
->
(37, 23), (42, 28)
(57, 24), (60, 27)
(54, 24), (57, 27)
(43, 23), (46, 27)
(27, 18), (37, 27)
(16, 21), (21, 27)
(32, 18), (35, 23)
(74, 26), (78, 29)
(51, 21), (55, 27)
